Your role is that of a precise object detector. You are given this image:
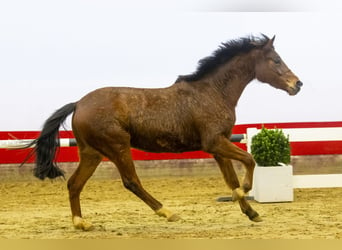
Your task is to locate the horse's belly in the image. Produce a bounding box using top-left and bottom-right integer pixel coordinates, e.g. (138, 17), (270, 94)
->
(130, 134), (201, 153)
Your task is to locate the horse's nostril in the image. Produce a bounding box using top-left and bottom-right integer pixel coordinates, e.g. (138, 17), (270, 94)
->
(296, 81), (303, 88)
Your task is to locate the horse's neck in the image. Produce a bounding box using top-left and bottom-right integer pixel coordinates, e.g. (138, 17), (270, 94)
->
(208, 54), (256, 106)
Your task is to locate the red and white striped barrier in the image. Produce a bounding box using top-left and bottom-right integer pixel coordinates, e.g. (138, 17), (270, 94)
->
(0, 138), (77, 149)
(246, 127), (342, 152)
(1, 122), (341, 188)
(245, 127), (342, 188)
(0, 122), (341, 164)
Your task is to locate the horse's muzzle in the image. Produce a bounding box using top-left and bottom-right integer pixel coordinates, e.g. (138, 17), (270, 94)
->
(296, 81), (303, 88)
(288, 80), (303, 95)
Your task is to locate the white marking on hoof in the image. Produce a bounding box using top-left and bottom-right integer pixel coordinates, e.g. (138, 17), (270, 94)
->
(73, 216), (94, 231)
(232, 187), (245, 202)
(156, 207), (181, 222)
(167, 213), (181, 222)
(252, 216), (263, 222)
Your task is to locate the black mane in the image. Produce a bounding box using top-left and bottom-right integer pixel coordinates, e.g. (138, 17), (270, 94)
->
(176, 35), (269, 83)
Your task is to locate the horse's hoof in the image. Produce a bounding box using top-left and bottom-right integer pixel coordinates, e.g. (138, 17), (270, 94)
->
(73, 216), (94, 231)
(232, 187), (245, 201)
(251, 216), (263, 222)
(167, 213), (181, 222)
(156, 207), (180, 222)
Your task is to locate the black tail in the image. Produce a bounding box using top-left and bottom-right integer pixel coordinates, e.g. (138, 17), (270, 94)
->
(25, 102), (76, 180)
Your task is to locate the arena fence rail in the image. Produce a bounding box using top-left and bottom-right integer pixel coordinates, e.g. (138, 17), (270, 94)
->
(0, 122), (341, 189)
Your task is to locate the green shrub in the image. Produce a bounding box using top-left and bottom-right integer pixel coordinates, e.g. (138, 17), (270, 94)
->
(251, 127), (291, 166)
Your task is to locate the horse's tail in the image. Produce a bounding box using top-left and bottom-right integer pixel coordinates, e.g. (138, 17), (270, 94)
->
(23, 102), (77, 180)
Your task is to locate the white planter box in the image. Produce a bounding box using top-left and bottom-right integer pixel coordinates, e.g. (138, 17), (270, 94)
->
(252, 164), (294, 203)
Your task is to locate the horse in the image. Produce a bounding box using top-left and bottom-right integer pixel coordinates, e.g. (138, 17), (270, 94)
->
(24, 35), (302, 231)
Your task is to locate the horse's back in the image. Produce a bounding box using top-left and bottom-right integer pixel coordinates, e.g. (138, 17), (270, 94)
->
(72, 85), (202, 153)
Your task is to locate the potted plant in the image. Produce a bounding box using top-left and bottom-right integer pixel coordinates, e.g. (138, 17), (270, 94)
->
(250, 127), (294, 203)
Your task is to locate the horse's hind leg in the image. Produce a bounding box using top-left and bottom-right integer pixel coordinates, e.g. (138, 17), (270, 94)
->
(67, 146), (102, 231)
(105, 144), (180, 222)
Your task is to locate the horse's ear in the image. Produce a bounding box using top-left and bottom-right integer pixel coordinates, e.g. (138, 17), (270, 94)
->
(264, 35), (275, 50)
(270, 35), (276, 43)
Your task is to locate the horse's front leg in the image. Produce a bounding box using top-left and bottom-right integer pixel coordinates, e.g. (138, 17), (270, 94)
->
(215, 156), (242, 201)
(205, 136), (261, 222)
(215, 156), (244, 201)
(209, 136), (255, 193)
(107, 145), (181, 222)
(214, 156), (261, 222)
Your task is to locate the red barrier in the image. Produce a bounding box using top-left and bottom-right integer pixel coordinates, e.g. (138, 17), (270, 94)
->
(1, 121), (341, 164)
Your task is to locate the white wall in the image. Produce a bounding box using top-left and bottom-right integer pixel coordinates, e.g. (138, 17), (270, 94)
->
(0, 1), (341, 130)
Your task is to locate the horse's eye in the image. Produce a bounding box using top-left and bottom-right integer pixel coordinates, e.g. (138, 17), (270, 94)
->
(274, 58), (281, 64)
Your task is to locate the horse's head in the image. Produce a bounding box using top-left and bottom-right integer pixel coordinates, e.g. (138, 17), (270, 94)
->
(255, 35), (303, 96)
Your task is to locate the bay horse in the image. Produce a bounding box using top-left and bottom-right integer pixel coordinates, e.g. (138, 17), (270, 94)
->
(24, 35), (302, 230)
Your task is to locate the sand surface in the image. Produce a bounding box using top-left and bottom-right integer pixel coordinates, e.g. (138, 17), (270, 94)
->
(0, 174), (341, 239)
